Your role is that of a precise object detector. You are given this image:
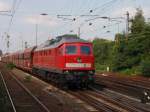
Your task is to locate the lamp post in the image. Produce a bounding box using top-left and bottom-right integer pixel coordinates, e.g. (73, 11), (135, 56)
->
(35, 13), (48, 46)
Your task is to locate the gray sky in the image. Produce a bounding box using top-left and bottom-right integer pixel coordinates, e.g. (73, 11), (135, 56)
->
(0, 0), (150, 53)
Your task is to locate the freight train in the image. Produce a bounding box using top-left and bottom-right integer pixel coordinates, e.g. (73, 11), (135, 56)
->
(1, 35), (95, 88)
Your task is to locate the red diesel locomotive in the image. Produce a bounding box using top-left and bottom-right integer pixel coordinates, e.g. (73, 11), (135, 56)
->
(1, 35), (95, 88)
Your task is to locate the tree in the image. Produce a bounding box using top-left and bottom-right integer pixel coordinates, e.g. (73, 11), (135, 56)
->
(112, 8), (150, 76)
(114, 33), (126, 46)
(131, 8), (145, 35)
(112, 34), (127, 71)
(140, 57), (150, 77)
(93, 38), (114, 71)
(93, 8), (150, 76)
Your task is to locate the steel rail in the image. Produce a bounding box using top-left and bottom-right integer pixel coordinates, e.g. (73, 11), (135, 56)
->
(10, 72), (51, 112)
(0, 71), (17, 112)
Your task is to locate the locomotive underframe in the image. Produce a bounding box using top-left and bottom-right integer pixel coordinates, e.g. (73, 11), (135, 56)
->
(32, 67), (95, 89)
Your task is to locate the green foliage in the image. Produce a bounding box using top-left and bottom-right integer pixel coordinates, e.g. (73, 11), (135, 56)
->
(93, 38), (114, 72)
(140, 58), (150, 77)
(95, 63), (108, 72)
(131, 8), (145, 34)
(6, 63), (15, 70)
(112, 9), (150, 76)
(93, 9), (150, 76)
(119, 69), (134, 75)
(112, 34), (127, 71)
(119, 66), (141, 76)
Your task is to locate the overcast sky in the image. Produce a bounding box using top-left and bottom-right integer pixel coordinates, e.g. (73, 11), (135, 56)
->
(0, 0), (150, 53)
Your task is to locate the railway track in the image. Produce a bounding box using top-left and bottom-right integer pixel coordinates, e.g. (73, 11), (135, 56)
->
(4, 67), (143, 112)
(10, 67), (150, 112)
(0, 70), (50, 112)
(95, 74), (150, 103)
(71, 91), (128, 112)
(10, 68), (123, 112)
(69, 87), (150, 112)
(96, 73), (150, 89)
(90, 87), (150, 112)
(2, 64), (93, 112)
(1, 62), (150, 112)
(87, 90), (139, 112)
(0, 71), (15, 112)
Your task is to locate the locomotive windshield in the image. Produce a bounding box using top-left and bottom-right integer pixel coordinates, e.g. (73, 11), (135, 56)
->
(80, 46), (91, 55)
(66, 45), (77, 54)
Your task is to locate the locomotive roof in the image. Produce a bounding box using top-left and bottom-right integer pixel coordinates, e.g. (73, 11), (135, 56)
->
(35, 35), (90, 51)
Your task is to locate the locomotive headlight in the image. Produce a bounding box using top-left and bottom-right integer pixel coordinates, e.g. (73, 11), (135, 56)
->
(65, 70), (69, 73)
(64, 70), (69, 74)
(89, 71), (92, 74)
(89, 70), (95, 74)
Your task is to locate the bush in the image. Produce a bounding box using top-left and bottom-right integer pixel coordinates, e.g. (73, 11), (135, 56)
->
(6, 63), (15, 70)
(119, 69), (133, 75)
(119, 67), (141, 76)
(140, 59), (150, 77)
(95, 63), (110, 72)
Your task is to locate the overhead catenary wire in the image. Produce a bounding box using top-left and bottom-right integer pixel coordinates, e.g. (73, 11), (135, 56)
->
(90, 0), (118, 13)
(58, 0), (118, 23)
(77, 0), (91, 15)
(8, 0), (17, 28)
(85, 0), (121, 22)
(68, 0), (120, 37)
(56, 0), (120, 25)
(0, 0), (145, 53)
(0, 0), (14, 16)
(80, 20), (124, 38)
(7, 0), (22, 32)
(3, 0), (22, 52)
(11, 0), (17, 13)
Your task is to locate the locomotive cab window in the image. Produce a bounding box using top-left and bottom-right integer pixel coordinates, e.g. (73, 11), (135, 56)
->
(66, 45), (77, 54)
(80, 46), (91, 55)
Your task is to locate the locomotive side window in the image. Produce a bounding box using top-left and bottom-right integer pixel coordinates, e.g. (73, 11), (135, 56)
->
(80, 46), (91, 55)
(66, 45), (77, 54)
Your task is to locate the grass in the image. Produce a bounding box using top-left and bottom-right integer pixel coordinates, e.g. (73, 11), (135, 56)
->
(95, 63), (110, 73)
(24, 75), (32, 82)
(95, 64), (149, 77)
(6, 63), (15, 70)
